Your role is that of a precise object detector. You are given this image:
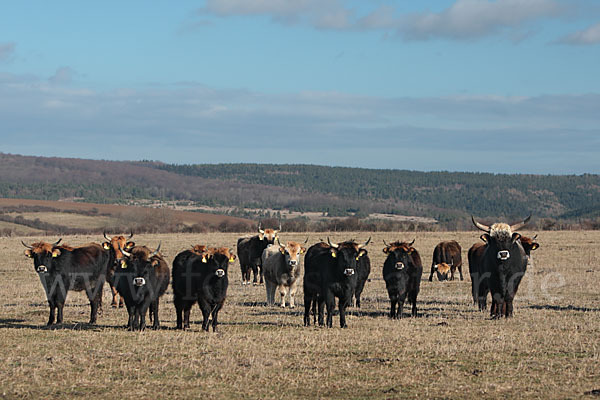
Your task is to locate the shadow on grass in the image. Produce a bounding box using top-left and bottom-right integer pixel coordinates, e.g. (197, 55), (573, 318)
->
(526, 304), (600, 312)
(0, 318), (121, 330)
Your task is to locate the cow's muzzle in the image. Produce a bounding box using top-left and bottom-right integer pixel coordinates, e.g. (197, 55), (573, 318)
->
(215, 269), (225, 278)
(497, 250), (510, 261)
(288, 260), (298, 267)
(344, 268), (355, 276)
(133, 277), (146, 287)
(395, 262), (405, 270)
(36, 265), (48, 273)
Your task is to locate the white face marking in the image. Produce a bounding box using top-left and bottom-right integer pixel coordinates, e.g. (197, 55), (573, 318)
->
(133, 277), (146, 286)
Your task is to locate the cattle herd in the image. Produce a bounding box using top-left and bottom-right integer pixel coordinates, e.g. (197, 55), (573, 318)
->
(21, 216), (539, 330)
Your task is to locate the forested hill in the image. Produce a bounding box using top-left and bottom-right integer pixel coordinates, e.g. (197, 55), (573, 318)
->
(151, 163), (600, 221)
(1, 153), (599, 228)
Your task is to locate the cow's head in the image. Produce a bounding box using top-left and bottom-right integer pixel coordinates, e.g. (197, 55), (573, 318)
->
(206, 247), (236, 278)
(258, 222), (280, 244)
(472, 216), (530, 264)
(383, 240), (416, 274)
(276, 238), (306, 272)
(119, 243), (161, 288)
(433, 262), (452, 281)
(22, 239), (63, 273)
(519, 235), (540, 256)
(102, 231), (135, 270)
(328, 237), (370, 278)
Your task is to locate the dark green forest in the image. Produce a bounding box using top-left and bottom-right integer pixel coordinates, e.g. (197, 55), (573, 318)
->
(1, 153), (599, 230)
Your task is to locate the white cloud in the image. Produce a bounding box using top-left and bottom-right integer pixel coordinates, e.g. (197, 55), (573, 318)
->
(48, 67), (76, 85)
(557, 21), (600, 44)
(0, 42), (16, 62)
(198, 0), (565, 40)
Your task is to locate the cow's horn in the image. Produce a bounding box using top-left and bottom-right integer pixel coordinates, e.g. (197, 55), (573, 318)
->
(150, 242), (161, 258)
(103, 231), (111, 241)
(258, 222), (264, 234)
(327, 237), (339, 249)
(21, 241), (33, 249)
(472, 216), (490, 233)
(409, 239), (415, 246)
(303, 237), (309, 244)
(53, 238), (62, 246)
(128, 230), (134, 240)
(118, 243), (131, 257)
(532, 234), (538, 240)
(358, 237), (371, 249)
(276, 237), (284, 249)
(383, 239), (389, 247)
(510, 215), (531, 232)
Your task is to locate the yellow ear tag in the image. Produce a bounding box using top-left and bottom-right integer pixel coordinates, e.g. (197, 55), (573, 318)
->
(331, 252), (337, 258)
(229, 257), (235, 262)
(26, 253), (33, 258)
(121, 260), (127, 268)
(103, 243), (110, 250)
(52, 253), (58, 258)
(202, 256), (207, 263)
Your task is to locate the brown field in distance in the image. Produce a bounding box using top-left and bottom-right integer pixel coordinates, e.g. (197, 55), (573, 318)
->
(1, 230), (599, 399)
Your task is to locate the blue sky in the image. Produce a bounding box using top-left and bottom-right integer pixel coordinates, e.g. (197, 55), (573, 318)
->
(1, 0), (599, 173)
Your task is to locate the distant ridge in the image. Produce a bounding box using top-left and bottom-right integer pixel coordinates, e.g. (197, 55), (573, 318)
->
(1, 153), (599, 228)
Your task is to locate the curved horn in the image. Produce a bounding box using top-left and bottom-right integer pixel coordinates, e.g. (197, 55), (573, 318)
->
(150, 242), (161, 258)
(358, 236), (371, 249)
(383, 239), (389, 247)
(276, 237), (284, 249)
(304, 237), (309, 244)
(472, 216), (490, 233)
(532, 234), (538, 240)
(21, 240), (33, 249)
(409, 239), (415, 246)
(258, 222), (264, 234)
(128, 230), (134, 240)
(510, 215), (531, 232)
(327, 237), (339, 249)
(53, 238), (62, 246)
(118, 243), (131, 258)
(103, 231), (111, 241)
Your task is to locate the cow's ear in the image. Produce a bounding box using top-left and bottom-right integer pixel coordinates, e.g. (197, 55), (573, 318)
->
(120, 260), (127, 269)
(125, 241), (135, 249)
(382, 247), (389, 254)
(407, 247), (414, 254)
(229, 254), (236, 262)
(357, 249), (367, 259)
(480, 234), (489, 243)
(102, 242), (110, 250)
(300, 247), (306, 254)
(201, 254), (208, 263)
(24, 249), (33, 258)
(52, 249), (61, 258)
(531, 243), (539, 250)
(151, 259), (159, 267)
(330, 250), (337, 258)
(258, 233), (265, 241)
(511, 232), (521, 243)
(279, 247), (286, 254)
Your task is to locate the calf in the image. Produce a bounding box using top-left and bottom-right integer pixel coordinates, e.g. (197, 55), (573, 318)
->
(172, 247), (236, 331)
(102, 231), (135, 308)
(262, 239), (306, 308)
(382, 240), (423, 318)
(429, 240), (463, 281)
(237, 223), (280, 285)
(303, 238), (370, 328)
(472, 216), (531, 318)
(114, 244), (169, 330)
(23, 239), (110, 326)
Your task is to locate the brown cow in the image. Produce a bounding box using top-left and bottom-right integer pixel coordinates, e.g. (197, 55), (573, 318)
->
(262, 239), (306, 308)
(102, 232), (135, 307)
(429, 240), (463, 281)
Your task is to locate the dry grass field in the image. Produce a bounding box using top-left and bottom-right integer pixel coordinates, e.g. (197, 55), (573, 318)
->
(1, 230), (599, 399)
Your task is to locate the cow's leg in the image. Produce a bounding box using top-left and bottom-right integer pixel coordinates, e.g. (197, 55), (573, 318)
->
(325, 292), (335, 328)
(54, 290), (67, 324)
(110, 284), (119, 307)
(151, 300), (160, 329)
(87, 285), (102, 324)
(303, 293), (312, 326)
(47, 300), (56, 326)
(251, 264), (259, 285)
(289, 283), (297, 308)
(505, 299), (514, 318)
(318, 298), (326, 327)
(126, 304), (135, 330)
(211, 303), (223, 332)
(339, 298), (350, 328)
(174, 296), (184, 329)
(458, 265), (464, 281)
(428, 265), (435, 281)
(278, 285), (287, 308)
(265, 281), (273, 305)
(199, 301), (211, 332)
(397, 294), (406, 319)
(259, 265), (264, 284)
(409, 291), (418, 317)
(183, 301), (194, 329)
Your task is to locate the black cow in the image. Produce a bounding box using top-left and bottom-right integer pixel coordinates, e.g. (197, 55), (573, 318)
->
(472, 215), (531, 318)
(469, 233), (539, 310)
(382, 240), (423, 318)
(237, 223), (280, 285)
(101, 231), (135, 308)
(23, 239), (110, 326)
(303, 237), (370, 328)
(172, 247), (236, 332)
(429, 240), (463, 281)
(353, 248), (371, 308)
(113, 243), (169, 330)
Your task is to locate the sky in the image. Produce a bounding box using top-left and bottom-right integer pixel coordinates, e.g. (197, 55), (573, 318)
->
(1, 0), (599, 174)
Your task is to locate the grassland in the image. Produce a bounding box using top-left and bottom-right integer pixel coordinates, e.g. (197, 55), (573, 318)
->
(1, 230), (599, 399)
